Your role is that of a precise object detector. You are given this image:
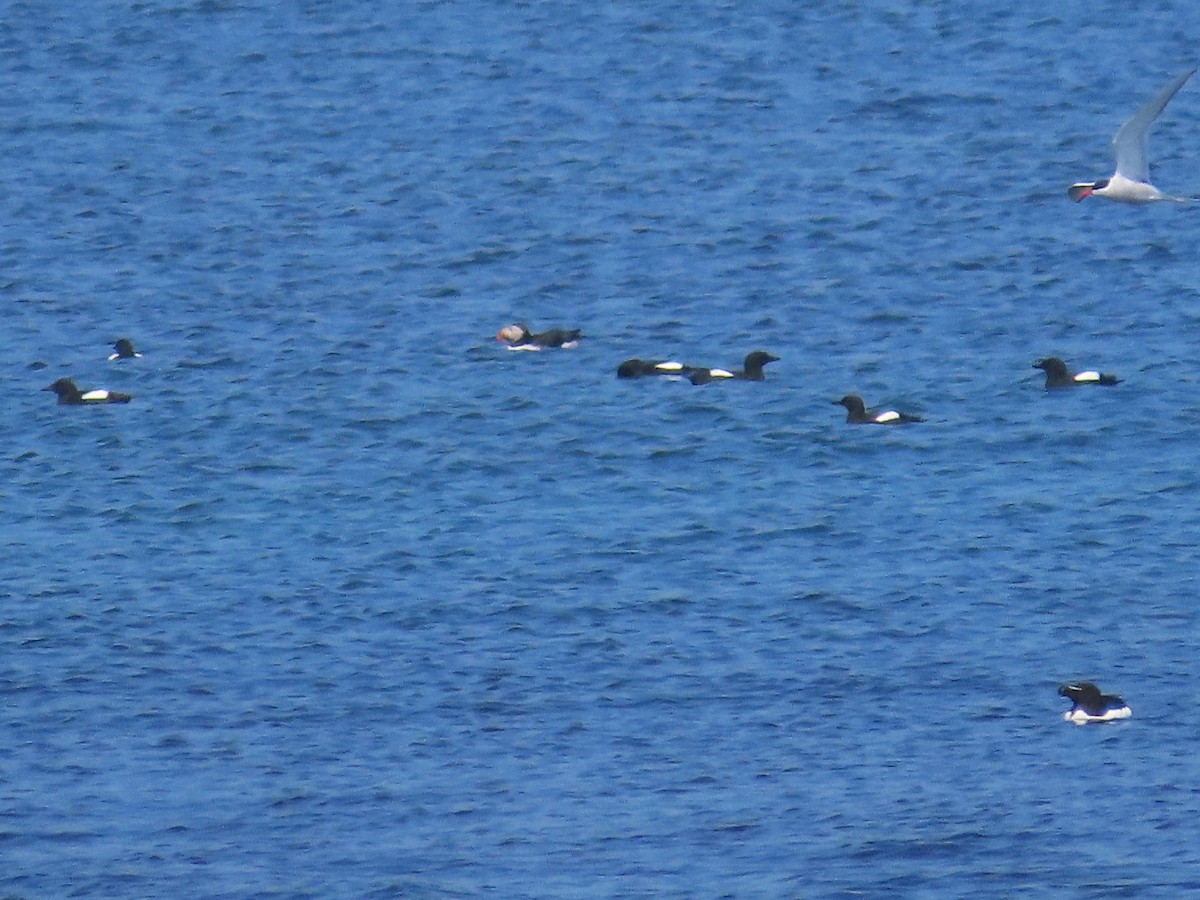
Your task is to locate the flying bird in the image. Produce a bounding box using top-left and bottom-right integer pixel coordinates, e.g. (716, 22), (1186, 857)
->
(1068, 69), (1195, 203)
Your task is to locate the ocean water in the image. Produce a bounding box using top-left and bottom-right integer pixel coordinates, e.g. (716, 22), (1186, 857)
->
(5, 0), (1200, 896)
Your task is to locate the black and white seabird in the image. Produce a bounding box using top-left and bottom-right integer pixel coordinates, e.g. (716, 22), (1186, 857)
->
(44, 378), (132, 405)
(1058, 681), (1132, 724)
(108, 338), (142, 361)
(616, 359), (695, 379)
(1033, 357), (1120, 389)
(689, 351), (779, 385)
(834, 394), (923, 425)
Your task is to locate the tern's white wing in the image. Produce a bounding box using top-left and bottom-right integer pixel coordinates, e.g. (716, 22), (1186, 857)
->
(1113, 69), (1195, 182)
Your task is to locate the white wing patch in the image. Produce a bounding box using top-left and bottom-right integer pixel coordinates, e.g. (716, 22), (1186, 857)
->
(1064, 706), (1132, 724)
(874, 410), (901, 423)
(654, 361), (686, 371)
(81, 390), (111, 401)
(1073, 371), (1101, 383)
(708, 369), (735, 379)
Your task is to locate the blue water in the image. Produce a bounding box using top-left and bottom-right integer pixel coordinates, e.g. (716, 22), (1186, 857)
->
(5, 1), (1200, 896)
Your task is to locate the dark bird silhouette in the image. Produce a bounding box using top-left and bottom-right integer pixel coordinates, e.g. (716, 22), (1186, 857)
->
(1033, 357), (1120, 389)
(44, 378), (132, 405)
(1058, 681), (1131, 723)
(108, 338), (142, 360)
(834, 395), (922, 425)
(689, 351), (780, 384)
(616, 358), (695, 378)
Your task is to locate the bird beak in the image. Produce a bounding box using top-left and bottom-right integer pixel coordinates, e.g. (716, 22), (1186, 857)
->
(1067, 183), (1094, 202)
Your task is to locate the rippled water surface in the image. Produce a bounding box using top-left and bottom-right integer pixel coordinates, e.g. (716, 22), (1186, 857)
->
(5, 1), (1200, 896)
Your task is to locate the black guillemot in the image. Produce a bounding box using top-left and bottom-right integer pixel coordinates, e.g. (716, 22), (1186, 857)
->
(1058, 682), (1132, 724)
(44, 378), (132, 405)
(835, 395), (923, 425)
(688, 351), (779, 385)
(1034, 357), (1120, 389)
(108, 338), (142, 361)
(616, 359), (696, 379)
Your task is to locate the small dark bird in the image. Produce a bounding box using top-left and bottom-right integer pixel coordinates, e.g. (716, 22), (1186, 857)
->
(1033, 357), (1120, 389)
(616, 358), (695, 379)
(108, 338), (142, 360)
(689, 351), (780, 385)
(496, 323), (581, 350)
(1058, 681), (1131, 724)
(44, 378), (132, 405)
(834, 395), (923, 425)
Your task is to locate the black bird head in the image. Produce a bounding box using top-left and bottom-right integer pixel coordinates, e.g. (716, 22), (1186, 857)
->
(1058, 681), (1124, 716)
(741, 351), (779, 380)
(44, 377), (79, 396)
(835, 395), (868, 419)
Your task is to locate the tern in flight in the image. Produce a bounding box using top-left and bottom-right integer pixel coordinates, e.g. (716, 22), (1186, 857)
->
(1068, 69), (1195, 203)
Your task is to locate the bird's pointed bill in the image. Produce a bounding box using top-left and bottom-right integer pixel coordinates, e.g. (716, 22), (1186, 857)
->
(1067, 183), (1094, 201)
